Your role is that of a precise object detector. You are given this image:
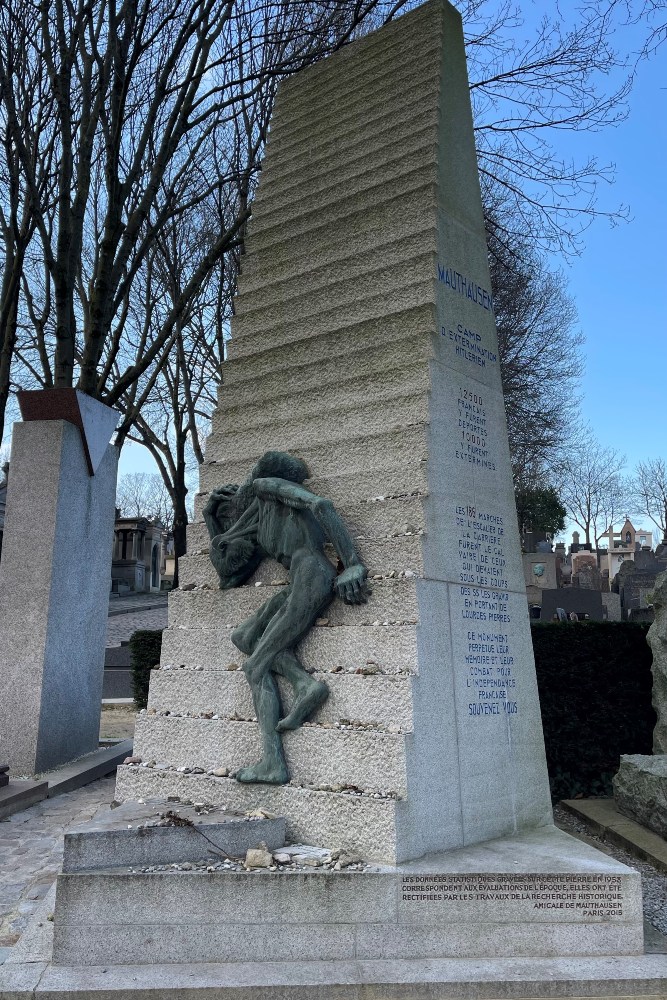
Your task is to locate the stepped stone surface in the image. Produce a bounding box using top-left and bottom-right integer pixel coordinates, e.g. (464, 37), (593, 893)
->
(52, 827), (643, 966)
(148, 669), (414, 728)
(118, 0), (553, 865)
(160, 624), (419, 675)
(115, 767), (398, 858)
(132, 716), (408, 794)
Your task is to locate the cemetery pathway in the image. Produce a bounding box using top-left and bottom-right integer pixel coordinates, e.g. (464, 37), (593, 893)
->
(106, 593), (168, 646)
(0, 776), (115, 962)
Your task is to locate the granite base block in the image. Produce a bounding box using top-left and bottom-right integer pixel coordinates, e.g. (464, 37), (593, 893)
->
(62, 799), (286, 873)
(51, 826), (643, 967)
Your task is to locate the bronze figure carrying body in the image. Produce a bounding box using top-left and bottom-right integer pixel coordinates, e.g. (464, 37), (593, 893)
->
(203, 451), (367, 784)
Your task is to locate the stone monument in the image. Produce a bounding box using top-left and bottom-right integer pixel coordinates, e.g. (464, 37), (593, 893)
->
(8, 2), (662, 995)
(615, 570), (667, 835)
(0, 389), (118, 775)
(116, 0), (557, 863)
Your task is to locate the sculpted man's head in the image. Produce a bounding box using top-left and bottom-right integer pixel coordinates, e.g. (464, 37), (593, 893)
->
(251, 451), (309, 484)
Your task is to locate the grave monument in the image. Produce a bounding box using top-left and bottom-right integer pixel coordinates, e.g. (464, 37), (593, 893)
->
(7, 1), (666, 995)
(0, 389), (118, 776)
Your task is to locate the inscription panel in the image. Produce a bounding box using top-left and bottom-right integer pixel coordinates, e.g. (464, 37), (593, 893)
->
(399, 873), (632, 923)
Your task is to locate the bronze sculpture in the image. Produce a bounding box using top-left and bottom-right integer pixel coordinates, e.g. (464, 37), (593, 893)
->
(203, 451), (367, 784)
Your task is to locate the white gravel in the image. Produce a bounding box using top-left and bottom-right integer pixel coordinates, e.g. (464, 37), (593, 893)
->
(554, 803), (667, 938)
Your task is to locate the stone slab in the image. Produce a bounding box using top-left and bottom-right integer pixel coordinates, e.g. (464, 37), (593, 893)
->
(563, 797), (667, 874)
(5, 884), (56, 966)
(62, 799), (285, 872)
(51, 827), (642, 967)
(167, 581), (419, 629)
(179, 535), (424, 587)
(0, 780), (48, 821)
(115, 766), (399, 861)
(0, 961), (47, 997)
(160, 623), (418, 675)
(42, 742), (133, 798)
(147, 668), (414, 728)
(3, 956), (667, 1000)
(613, 754), (667, 839)
(192, 490), (426, 540)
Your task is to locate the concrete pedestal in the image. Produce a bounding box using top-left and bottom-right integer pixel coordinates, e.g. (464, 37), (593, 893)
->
(0, 409), (118, 776)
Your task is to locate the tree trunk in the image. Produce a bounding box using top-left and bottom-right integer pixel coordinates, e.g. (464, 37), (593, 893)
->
(0, 255), (23, 443)
(171, 481), (188, 591)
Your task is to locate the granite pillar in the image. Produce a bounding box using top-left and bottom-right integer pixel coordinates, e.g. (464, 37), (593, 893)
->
(0, 396), (118, 776)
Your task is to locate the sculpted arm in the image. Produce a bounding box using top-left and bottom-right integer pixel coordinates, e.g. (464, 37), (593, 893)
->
(253, 477), (367, 603)
(203, 485), (238, 540)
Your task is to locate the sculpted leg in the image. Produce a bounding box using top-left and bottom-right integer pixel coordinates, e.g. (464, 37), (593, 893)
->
(273, 652), (328, 732)
(231, 590), (288, 655)
(237, 550), (335, 782)
(236, 670), (288, 784)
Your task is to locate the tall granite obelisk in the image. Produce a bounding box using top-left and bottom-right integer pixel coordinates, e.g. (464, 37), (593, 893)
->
(116, 0), (553, 862)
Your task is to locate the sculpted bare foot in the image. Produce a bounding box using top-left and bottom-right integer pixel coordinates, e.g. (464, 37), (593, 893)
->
(276, 680), (329, 732)
(235, 758), (289, 784)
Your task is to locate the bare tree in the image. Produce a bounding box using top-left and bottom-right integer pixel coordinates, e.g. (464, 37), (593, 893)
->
(630, 458), (667, 544)
(116, 473), (174, 530)
(460, 0), (635, 254)
(557, 435), (629, 546)
(0, 0), (408, 444)
(485, 193), (584, 485)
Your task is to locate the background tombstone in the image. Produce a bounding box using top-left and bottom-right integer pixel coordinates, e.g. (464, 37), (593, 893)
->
(0, 390), (118, 776)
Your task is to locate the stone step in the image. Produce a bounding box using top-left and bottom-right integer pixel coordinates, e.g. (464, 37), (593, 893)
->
(254, 117), (437, 224)
(241, 166), (437, 264)
(62, 801), (286, 873)
(231, 253), (434, 344)
(131, 716), (407, 795)
(202, 423), (430, 492)
(267, 11), (439, 134)
(205, 395), (428, 466)
(233, 230), (434, 317)
(255, 104), (437, 218)
(179, 536), (424, 589)
(167, 579), (420, 630)
(210, 386), (430, 467)
(117, 766), (401, 861)
(238, 188), (436, 286)
(221, 303), (435, 377)
(148, 669), (414, 730)
(212, 360), (429, 436)
(160, 624), (418, 677)
(227, 281), (435, 362)
(198, 464), (429, 513)
(263, 49), (438, 162)
(191, 494), (427, 540)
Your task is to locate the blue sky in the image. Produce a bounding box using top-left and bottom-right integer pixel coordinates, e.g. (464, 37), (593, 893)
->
(560, 43), (666, 470)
